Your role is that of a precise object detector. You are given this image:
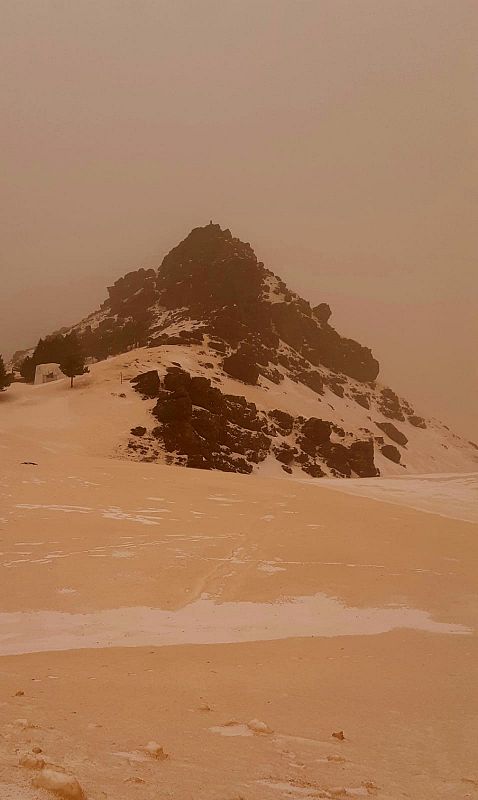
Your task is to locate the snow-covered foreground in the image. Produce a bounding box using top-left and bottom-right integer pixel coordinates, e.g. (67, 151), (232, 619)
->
(0, 370), (477, 799)
(1, 594), (469, 658)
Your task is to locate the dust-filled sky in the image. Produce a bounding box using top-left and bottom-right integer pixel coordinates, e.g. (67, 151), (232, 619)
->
(1, 0), (476, 438)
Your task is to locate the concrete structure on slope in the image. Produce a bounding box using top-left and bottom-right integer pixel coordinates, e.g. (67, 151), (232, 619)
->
(34, 363), (65, 385)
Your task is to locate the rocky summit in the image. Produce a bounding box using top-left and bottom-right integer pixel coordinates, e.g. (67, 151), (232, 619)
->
(75, 223), (379, 385)
(21, 223), (478, 478)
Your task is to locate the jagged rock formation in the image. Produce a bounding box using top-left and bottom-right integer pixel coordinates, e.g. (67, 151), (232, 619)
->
(128, 367), (378, 478)
(66, 223), (380, 385)
(17, 222), (477, 478)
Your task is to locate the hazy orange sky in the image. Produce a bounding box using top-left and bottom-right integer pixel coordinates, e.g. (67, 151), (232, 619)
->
(1, 1), (476, 438)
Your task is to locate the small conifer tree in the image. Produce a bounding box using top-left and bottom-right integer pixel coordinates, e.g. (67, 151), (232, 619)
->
(59, 344), (89, 388)
(60, 352), (89, 388)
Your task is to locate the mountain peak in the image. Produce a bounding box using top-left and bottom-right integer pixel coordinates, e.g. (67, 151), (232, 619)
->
(157, 223), (262, 312)
(161, 222), (246, 268)
(15, 223), (477, 478)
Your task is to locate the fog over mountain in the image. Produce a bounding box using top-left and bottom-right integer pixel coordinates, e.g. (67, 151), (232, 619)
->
(1, 6), (477, 798)
(1, 0), (477, 438)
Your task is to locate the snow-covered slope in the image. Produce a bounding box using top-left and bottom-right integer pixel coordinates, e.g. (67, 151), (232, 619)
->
(4, 345), (475, 479)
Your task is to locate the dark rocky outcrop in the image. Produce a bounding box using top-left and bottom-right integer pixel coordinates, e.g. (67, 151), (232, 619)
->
(351, 391), (370, 409)
(107, 268), (156, 316)
(269, 409), (294, 435)
(271, 302), (379, 383)
(223, 395), (266, 431)
(300, 418), (332, 447)
(157, 224), (265, 314)
(273, 443), (297, 465)
(312, 440), (378, 478)
(380, 444), (401, 463)
(138, 369), (270, 472)
(347, 440), (379, 477)
(208, 339), (228, 354)
(189, 376), (224, 413)
(259, 365), (283, 384)
(153, 390), (192, 423)
(375, 421), (408, 447)
(130, 370), (160, 398)
(159, 420), (202, 455)
(130, 368), (378, 478)
(377, 388), (405, 421)
(313, 303), (332, 324)
(296, 369), (324, 395)
(163, 366), (191, 393)
(300, 462), (326, 478)
(222, 349), (260, 385)
(130, 426), (146, 437)
(408, 415), (427, 429)
(326, 378), (345, 398)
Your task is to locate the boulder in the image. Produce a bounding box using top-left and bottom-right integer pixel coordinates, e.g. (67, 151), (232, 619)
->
(347, 440), (378, 477)
(130, 370), (160, 398)
(144, 741), (169, 760)
(409, 415), (427, 429)
(153, 390), (192, 423)
(273, 443), (297, 465)
(130, 426), (146, 437)
(318, 442), (352, 477)
(301, 462), (326, 478)
(163, 367), (191, 393)
(381, 444), (401, 463)
(375, 421), (408, 446)
(247, 719), (273, 735)
(222, 350), (260, 385)
(33, 769), (85, 800)
(301, 418), (332, 445)
(269, 409), (294, 435)
(189, 376), (224, 413)
(296, 369), (324, 394)
(313, 302), (332, 324)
